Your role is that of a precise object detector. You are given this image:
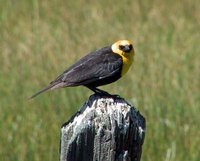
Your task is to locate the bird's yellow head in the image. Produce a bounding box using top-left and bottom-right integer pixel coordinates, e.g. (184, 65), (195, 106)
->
(111, 40), (135, 75)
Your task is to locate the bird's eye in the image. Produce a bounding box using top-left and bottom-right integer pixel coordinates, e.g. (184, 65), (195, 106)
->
(129, 44), (133, 51)
(119, 45), (125, 51)
(119, 44), (133, 53)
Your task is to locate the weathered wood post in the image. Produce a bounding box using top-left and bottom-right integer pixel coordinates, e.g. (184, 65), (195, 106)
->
(60, 94), (145, 161)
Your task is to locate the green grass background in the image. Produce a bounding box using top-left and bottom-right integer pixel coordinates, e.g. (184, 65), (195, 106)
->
(0, 0), (199, 160)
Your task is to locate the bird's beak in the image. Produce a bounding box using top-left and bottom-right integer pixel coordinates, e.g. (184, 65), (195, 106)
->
(123, 45), (132, 53)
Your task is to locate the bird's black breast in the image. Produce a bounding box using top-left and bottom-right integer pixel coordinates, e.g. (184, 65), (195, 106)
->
(52, 46), (123, 87)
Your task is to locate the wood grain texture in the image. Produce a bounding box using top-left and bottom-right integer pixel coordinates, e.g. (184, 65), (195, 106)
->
(60, 94), (145, 161)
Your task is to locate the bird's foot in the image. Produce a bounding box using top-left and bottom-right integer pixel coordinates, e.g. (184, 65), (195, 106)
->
(94, 89), (121, 99)
(86, 86), (122, 99)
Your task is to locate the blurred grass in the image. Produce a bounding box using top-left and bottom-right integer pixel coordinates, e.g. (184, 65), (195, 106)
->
(0, 0), (200, 160)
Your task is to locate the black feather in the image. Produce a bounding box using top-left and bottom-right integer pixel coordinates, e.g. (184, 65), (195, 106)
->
(30, 46), (123, 98)
(29, 83), (55, 99)
(52, 46), (123, 87)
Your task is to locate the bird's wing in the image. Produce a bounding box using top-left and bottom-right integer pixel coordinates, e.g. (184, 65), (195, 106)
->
(29, 47), (122, 99)
(51, 49), (122, 88)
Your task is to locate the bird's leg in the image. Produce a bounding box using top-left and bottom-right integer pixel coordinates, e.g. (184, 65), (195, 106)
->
(86, 86), (122, 99)
(86, 86), (110, 95)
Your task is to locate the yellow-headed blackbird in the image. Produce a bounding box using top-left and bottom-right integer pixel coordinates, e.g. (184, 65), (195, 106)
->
(30, 40), (134, 98)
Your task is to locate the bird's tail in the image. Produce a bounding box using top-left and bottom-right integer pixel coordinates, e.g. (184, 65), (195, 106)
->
(29, 84), (54, 99)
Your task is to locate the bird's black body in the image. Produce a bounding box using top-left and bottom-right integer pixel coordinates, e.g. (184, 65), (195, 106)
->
(30, 46), (123, 98)
(30, 40), (134, 99)
(51, 46), (122, 88)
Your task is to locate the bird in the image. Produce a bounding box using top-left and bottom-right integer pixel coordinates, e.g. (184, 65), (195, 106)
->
(30, 40), (135, 99)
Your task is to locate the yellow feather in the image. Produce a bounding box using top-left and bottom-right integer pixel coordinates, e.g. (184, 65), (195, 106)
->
(111, 40), (135, 76)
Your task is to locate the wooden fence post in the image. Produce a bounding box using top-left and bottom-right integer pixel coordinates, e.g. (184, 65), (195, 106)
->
(60, 94), (146, 161)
